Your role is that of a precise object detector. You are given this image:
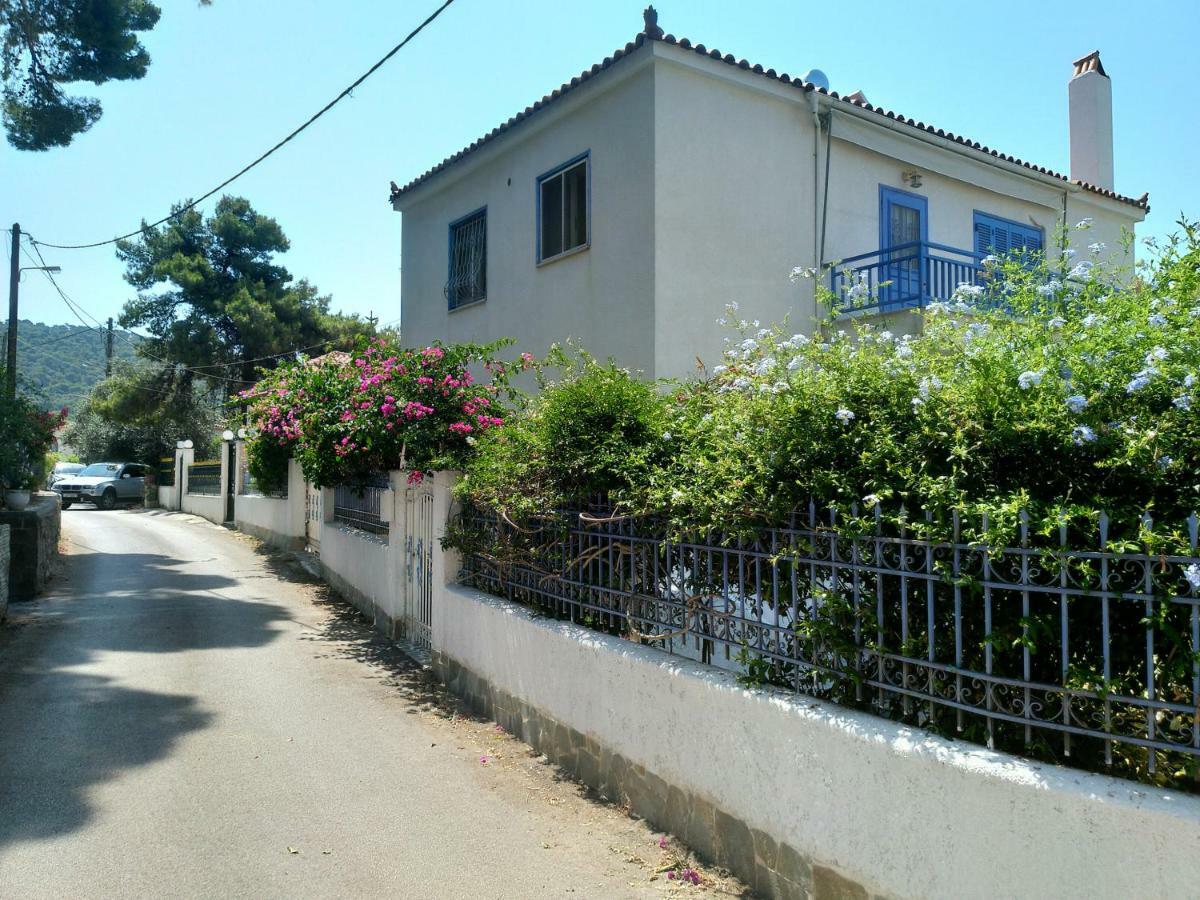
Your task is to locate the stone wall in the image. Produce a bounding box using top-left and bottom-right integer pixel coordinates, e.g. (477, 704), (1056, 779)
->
(0, 493), (60, 602)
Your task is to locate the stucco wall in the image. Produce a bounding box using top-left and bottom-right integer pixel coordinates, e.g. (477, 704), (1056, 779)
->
(235, 495), (299, 550)
(433, 582), (1200, 900)
(652, 49), (816, 378)
(821, 113), (1139, 279)
(233, 460), (307, 551)
(398, 56), (657, 374)
(395, 42), (1143, 380)
(180, 491), (224, 525)
(318, 522), (398, 633)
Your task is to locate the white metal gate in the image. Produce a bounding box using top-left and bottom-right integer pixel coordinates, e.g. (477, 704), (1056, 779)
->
(304, 480), (322, 553)
(399, 483), (435, 650)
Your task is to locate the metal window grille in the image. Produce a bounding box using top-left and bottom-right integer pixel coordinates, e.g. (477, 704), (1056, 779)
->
(460, 500), (1200, 789)
(333, 474), (389, 536)
(445, 210), (486, 309)
(186, 462), (221, 495)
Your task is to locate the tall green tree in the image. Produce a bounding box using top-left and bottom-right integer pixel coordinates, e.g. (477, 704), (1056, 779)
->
(116, 195), (375, 392)
(1, 0), (164, 150)
(65, 361), (221, 464)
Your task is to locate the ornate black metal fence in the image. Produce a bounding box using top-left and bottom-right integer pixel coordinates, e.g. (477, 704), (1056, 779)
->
(186, 462), (221, 495)
(460, 501), (1200, 789)
(333, 475), (389, 536)
(158, 456), (175, 487)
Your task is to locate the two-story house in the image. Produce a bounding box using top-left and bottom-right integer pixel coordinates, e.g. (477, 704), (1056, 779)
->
(391, 8), (1148, 380)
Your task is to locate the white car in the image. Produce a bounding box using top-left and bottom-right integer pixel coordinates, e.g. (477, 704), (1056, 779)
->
(46, 461), (84, 489)
(53, 462), (149, 510)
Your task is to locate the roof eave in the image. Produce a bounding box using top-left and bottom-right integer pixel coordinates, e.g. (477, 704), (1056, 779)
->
(388, 28), (1149, 214)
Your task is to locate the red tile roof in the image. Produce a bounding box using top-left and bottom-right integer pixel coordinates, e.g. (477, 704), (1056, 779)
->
(390, 20), (1149, 213)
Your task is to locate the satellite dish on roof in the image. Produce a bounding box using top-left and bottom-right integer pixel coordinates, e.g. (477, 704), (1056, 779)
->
(802, 68), (830, 91)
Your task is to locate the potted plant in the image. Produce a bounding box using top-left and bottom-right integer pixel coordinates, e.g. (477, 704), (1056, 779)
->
(2, 453), (36, 510)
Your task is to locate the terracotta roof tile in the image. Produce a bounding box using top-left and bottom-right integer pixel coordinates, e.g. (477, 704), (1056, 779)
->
(390, 22), (1148, 212)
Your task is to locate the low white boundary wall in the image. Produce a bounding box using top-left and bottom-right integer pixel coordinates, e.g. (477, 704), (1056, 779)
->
(233, 459), (307, 550)
(433, 581), (1200, 900)
(224, 465), (1200, 898)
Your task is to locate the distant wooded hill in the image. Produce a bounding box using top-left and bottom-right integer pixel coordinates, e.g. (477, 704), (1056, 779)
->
(1, 320), (141, 412)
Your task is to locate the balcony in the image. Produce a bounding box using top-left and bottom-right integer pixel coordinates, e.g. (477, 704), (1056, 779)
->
(828, 241), (986, 315)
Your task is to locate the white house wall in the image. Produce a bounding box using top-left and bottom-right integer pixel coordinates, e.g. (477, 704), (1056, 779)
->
(396, 44), (1144, 381)
(398, 61), (658, 374)
(822, 112), (1140, 278)
(651, 52), (817, 379)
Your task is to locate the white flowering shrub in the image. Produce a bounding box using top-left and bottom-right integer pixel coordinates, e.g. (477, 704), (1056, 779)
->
(644, 224), (1200, 547)
(455, 224), (1200, 788)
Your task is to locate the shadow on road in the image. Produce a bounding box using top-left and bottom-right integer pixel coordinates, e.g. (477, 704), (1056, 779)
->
(0, 670), (211, 850)
(0, 536), (288, 852)
(298, 597), (462, 723)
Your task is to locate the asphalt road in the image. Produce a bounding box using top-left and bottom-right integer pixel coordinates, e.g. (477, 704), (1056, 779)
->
(0, 508), (740, 899)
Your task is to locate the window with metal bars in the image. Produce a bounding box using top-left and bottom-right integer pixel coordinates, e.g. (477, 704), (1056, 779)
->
(445, 208), (487, 309)
(537, 154), (589, 263)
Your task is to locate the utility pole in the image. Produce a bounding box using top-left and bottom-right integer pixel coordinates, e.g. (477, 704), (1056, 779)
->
(6, 223), (18, 399)
(105, 317), (114, 376)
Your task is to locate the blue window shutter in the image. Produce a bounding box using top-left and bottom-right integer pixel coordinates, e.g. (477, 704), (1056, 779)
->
(974, 219), (992, 257)
(974, 212), (1042, 257)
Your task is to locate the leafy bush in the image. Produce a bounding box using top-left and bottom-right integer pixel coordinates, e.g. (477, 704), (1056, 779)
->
(459, 358), (672, 519)
(242, 337), (531, 489)
(65, 363), (222, 466)
(459, 221), (1200, 550)
(452, 221), (1200, 790)
(0, 381), (64, 495)
(649, 223), (1200, 546)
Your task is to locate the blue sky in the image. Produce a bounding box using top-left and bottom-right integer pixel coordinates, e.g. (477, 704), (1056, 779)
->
(4, 0), (1196, 333)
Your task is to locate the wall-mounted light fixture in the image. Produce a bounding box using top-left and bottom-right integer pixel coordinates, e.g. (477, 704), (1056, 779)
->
(901, 168), (923, 188)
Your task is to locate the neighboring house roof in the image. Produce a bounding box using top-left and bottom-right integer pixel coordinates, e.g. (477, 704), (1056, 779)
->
(390, 11), (1149, 212)
(305, 351), (351, 368)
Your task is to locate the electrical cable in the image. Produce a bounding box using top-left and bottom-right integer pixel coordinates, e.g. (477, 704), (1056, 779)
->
(30, 0), (456, 251)
(24, 234), (355, 383)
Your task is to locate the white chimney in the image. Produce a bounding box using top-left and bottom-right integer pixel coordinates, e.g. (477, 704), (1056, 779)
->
(1068, 51), (1114, 190)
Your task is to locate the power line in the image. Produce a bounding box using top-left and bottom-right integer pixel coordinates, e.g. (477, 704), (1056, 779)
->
(30, 0), (456, 251)
(22, 236), (237, 381)
(24, 235), (358, 384)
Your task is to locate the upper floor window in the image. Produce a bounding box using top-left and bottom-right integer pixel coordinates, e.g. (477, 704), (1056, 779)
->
(538, 154), (589, 263)
(973, 212), (1043, 259)
(446, 208), (487, 309)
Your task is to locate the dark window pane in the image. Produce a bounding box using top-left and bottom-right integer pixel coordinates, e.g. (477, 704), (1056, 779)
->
(564, 162), (587, 252)
(541, 175), (563, 260)
(447, 211), (486, 308)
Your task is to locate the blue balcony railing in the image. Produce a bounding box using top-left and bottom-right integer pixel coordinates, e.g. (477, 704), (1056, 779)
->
(829, 241), (986, 314)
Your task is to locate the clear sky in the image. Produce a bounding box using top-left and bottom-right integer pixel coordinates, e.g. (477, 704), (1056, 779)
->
(4, 0), (1197, 334)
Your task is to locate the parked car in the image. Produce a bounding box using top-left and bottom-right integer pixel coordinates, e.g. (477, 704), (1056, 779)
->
(53, 462), (149, 510)
(46, 461), (85, 489)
